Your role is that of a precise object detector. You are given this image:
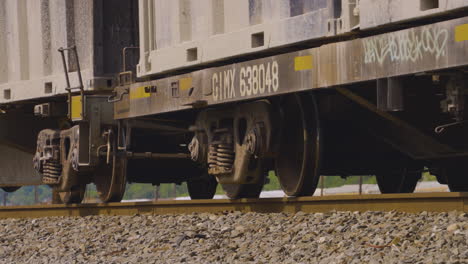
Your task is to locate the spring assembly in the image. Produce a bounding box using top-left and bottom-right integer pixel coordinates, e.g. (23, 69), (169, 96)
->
(208, 145), (218, 169)
(41, 161), (62, 184)
(208, 143), (235, 174)
(216, 144), (235, 169)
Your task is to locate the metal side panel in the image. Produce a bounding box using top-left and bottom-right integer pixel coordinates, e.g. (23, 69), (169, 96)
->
(0, 110), (57, 187)
(115, 16), (468, 119)
(137, 0), (357, 77)
(0, 144), (41, 187)
(0, 0), (139, 104)
(0, 0), (94, 103)
(360, 0), (468, 30)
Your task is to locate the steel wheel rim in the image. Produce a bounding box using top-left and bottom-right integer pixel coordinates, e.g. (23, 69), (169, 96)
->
(376, 164), (422, 193)
(187, 172), (218, 199)
(94, 151), (127, 203)
(221, 182), (264, 199)
(276, 94), (321, 197)
(1, 186), (21, 193)
(94, 124), (127, 203)
(376, 172), (419, 193)
(443, 160), (468, 192)
(221, 162), (265, 199)
(58, 184), (86, 204)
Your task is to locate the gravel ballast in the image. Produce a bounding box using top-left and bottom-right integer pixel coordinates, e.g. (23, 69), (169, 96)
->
(0, 211), (467, 263)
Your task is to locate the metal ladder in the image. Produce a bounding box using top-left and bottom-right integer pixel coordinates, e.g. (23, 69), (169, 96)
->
(58, 46), (84, 120)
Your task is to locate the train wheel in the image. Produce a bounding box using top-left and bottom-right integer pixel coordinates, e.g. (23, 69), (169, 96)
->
(442, 160), (468, 192)
(448, 177), (468, 192)
(275, 94), (321, 197)
(375, 167), (422, 193)
(221, 163), (266, 199)
(94, 150), (127, 203)
(57, 184), (86, 204)
(94, 125), (127, 203)
(187, 173), (218, 199)
(221, 182), (264, 199)
(1, 187), (21, 193)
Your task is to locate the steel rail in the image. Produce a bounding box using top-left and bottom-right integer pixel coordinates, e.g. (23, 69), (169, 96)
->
(0, 192), (466, 219)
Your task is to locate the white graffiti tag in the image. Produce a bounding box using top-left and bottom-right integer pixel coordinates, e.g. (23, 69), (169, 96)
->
(364, 27), (448, 65)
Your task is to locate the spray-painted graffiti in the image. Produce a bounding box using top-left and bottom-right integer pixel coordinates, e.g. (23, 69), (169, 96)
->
(364, 26), (448, 65)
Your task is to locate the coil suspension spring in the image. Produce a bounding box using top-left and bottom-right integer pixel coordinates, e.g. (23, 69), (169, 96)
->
(216, 144), (235, 169)
(42, 161), (62, 184)
(208, 143), (235, 172)
(208, 145), (218, 169)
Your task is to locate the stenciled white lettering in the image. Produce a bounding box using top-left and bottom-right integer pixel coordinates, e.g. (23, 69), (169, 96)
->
(212, 60), (280, 101)
(230, 69), (236, 98)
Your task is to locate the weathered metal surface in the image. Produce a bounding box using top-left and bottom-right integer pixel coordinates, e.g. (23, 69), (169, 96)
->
(0, 0), (138, 104)
(137, 0), (468, 78)
(193, 100), (274, 185)
(360, 0), (468, 30)
(0, 144), (41, 187)
(0, 192), (466, 219)
(115, 16), (468, 119)
(137, 0), (357, 77)
(0, 110), (58, 187)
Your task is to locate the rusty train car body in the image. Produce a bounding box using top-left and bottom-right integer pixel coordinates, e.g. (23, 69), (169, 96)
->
(1, 0), (468, 203)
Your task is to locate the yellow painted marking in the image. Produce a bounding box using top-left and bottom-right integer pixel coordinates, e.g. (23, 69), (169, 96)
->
(130, 86), (151, 100)
(294, 55), (313, 71)
(71, 96), (82, 120)
(179, 77), (193, 90)
(455, 24), (468, 42)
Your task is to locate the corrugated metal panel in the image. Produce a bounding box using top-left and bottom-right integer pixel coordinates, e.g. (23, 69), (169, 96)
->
(137, 0), (468, 78)
(0, 0), (139, 104)
(360, 0), (468, 29)
(137, 0), (357, 77)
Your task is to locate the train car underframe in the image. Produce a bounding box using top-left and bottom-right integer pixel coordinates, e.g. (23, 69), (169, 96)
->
(109, 73), (468, 202)
(6, 73), (468, 204)
(3, 16), (466, 203)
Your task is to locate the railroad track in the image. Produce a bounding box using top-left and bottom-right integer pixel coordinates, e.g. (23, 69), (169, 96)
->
(0, 192), (467, 219)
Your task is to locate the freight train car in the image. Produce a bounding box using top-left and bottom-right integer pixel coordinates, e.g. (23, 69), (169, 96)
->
(0, 0), (139, 201)
(1, 0), (468, 203)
